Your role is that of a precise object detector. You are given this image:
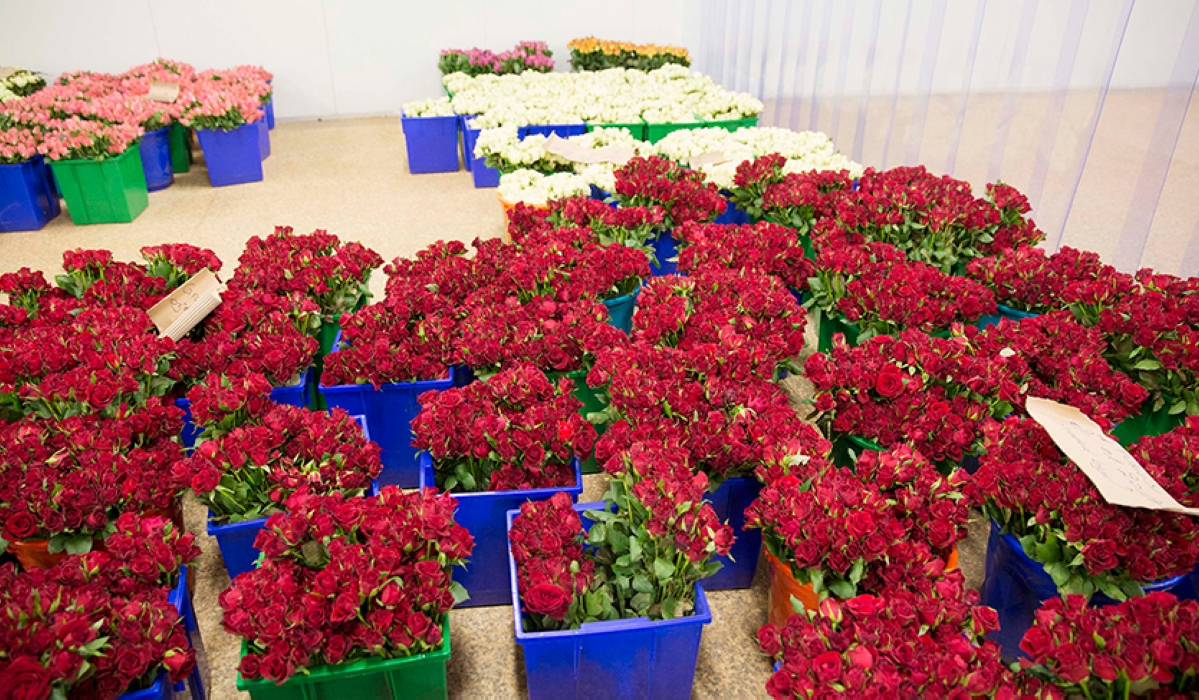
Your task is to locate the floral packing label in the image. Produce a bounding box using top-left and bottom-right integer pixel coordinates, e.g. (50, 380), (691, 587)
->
(0, 67), (19, 81)
(543, 134), (634, 166)
(148, 268), (223, 341)
(1026, 397), (1199, 517)
(145, 80), (181, 103)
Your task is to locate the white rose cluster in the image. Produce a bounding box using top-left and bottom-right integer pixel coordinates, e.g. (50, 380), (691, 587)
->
(498, 169), (591, 206)
(473, 124), (572, 173)
(0, 69), (46, 104)
(402, 97), (456, 118)
(652, 127), (864, 189)
(446, 66), (762, 127)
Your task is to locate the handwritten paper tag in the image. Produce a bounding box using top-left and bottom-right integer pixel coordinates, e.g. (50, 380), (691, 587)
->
(1026, 397), (1199, 516)
(0, 67), (19, 81)
(145, 81), (180, 103)
(147, 269), (223, 341)
(543, 134), (635, 165)
(690, 150), (729, 166)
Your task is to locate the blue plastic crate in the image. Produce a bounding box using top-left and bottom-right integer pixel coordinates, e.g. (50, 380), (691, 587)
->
(979, 520), (1186, 661)
(518, 123), (587, 140)
(463, 120), (499, 188)
(0, 155), (60, 232)
(264, 97), (275, 130)
(196, 123), (264, 187)
(507, 502), (711, 700)
(139, 127), (175, 192)
(208, 415), (372, 580)
(119, 671), (172, 700)
(459, 115), (473, 172)
(420, 454), (581, 607)
(604, 291), (638, 335)
(167, 565), (207, 700)
(787, 288), (805, 306)
(978, 303), (1039, 328)
(649, 230), (677, 276)
(257, 117), (271, 160)
(402, 113), (460, 174)
(713, 192), (749, 225)
(320, 334), (471, 487)
(702, 476), (764, 590)
(176, 368), (312, 448)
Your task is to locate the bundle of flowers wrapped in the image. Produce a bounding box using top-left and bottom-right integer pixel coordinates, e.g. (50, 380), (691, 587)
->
(613, 156), (726, 227)
(757, 593), (1019, 698)
(967, 417), (1199, 599)
(509, 446), (731, 630)
(221, 488), (473, 683)
(809, 242), (997, 339)
(179, 67), (270, 130)
(494, 236), (648, 303)
(36, 116), (143, 161)
(475, 125), (573, 174)
(675, 220), (814, 292)
(498, 169), (591, 207)
(540, 196), (666, 250)
(0, 67), (46, 102)
(228, 226), (382, 324)
(1018, 592), (1199, 697)
(0, 542), (197, 699)
(383, 239), (503, 308)
(567, 37), (691, 71)
(171, 373), (380, 524)
(732, 154), (854, 226)
(632, 269), (806, 374)
(411, 364), (595, 492)
(439, 41), (553, 76)
(966, 245), (1135, 316)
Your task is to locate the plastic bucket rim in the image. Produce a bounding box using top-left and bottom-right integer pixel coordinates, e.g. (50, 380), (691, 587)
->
(418, 452), (583, 501)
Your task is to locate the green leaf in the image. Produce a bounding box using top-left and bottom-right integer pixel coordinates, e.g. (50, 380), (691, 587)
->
(587, 523), (607, 546)
(629, 592), (652, 614)
(847, 558), (865, 584)
(827, 578), (856, 599)
(628, 536), (642, 562)
(790, 595), (805, 614)
(450, 580), (470, 605)
(1034, 540), (1061, 564)
(653, 557), (676, 581)
(661, 597), (679, 619)
(61, 534), (93, 556)
(632, 574), (654, 594)
(607, 527), (629, 553)
(1119, 579), (1145, 600)
(1133, 359), (1162, 371)
(1045, 562), (1071, 588)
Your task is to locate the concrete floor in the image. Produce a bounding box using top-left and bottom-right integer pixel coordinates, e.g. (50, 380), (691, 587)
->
(0, 108), (1175, 698)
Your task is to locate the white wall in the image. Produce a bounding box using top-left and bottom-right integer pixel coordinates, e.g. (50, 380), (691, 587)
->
(0, 0), (690, 120)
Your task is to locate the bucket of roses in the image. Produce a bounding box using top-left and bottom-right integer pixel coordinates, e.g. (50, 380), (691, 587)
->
(172, 373), (382, 580)
(675, 220), (814, 306)
(401, 97), (460, 174)
(611, 156), (726, 276)
(0, 513), (200, 700)
(0, 124), (61, 232)
(1128, 417), (1199, 598)
(181, 75), (267, 187)
(746, 446), (970, 628)
(966, 417), (1199, 660)
(505, 442), (731, 700)
(37, 115), (148, 225)
(226, 488), (473, 700)
(413, 364), (592, 607)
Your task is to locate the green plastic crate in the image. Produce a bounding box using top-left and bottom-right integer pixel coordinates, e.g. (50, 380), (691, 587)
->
(236, 619), (450, 700)
(49, 147), (149, 225)
(816, 308), (861, 353)
(169, 123), (192, 173)
(830, 433), (882, 469)
(569, 369), (607, 474)
(644, 120), (705, 144)
(1111, 398), (1188, 447)
(585, 121), (646, 141)
(703, 115), (760, 133)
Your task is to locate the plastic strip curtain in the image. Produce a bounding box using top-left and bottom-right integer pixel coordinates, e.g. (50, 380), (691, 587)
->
(695, 0), (1199, 275)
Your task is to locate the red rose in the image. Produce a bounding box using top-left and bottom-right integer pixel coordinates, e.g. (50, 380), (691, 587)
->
(524, 583), (573, 620)
(845, 511), (875, 538)
(874, 368), (904, 399)
(163, 650), (194, 683)
(756, 624), (782, 657)
(843, 595), (886, 619)
(1081, 540), (1120, 574)
(2, 656), (52, 700)
(811, 650), (843, 682)
(4, 512), (38, 540)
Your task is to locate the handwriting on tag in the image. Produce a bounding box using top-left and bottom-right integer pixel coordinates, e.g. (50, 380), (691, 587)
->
(148, 269), (223, 341)
(146, 81), (180, 103)
(1026, 397), (1199, 516)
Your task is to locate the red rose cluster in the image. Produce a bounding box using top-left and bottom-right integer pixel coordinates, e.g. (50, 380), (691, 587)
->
(228, 225), (383, 321)
(731, 154), (853, 228)
(612, 156), (727, 228)
(757, 593), (1021, 699)
(0, 514), (199, 699)
(967, 417), (1199, 598)
(172, 375), (381, 524)
(967, 245), (1135, 315)
(222, 488), (472, 683)
(540, 196), (666, 249)
(1128, 416), (1199, 507)
(1018, 592), (1199, 697)
(508, 492), (595, 627)
(676, 220), (814, 291)
(411, 364), (595, 492)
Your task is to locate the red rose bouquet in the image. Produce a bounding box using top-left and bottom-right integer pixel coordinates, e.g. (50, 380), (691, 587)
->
(0, 558), (195, 699)
(612, 156), (727, 228)
(89, 512), (200, 593)
(966, 417), (1199, 599)
(172, 373), (382, 524)
(675, 220), (815, 291)
(229, 226), (383, 322)
(509, 442), (733, 632)
(411, 364), (595, 492)
(1129, 416), (1199, 507)
(222, 488), (473, 683)
(632, 269), (807, 376)
(138, 243), (223, 288)
(542, 196), (666, 250)
(384, 239), (504, 304)
(739, 155), (852, 230)
(492, 239), (648, 303)
(757, 593), (1019, 699)
(0, 267), (53, 315)
(1018, 592), (1199, 697)
(966, 245), (1135, 315)
(0, 399), (183, 553)
(809, 242), (997, 339)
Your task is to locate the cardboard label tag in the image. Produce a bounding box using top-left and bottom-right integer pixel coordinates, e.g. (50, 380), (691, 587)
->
(543, 134), (635, 165)
(0, 67), (19, 81)
(148, 269), (223, 341)
(1026, 397), (1199, 516)
(690, 150), (729, 166)
(145, 81), (180, 103)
